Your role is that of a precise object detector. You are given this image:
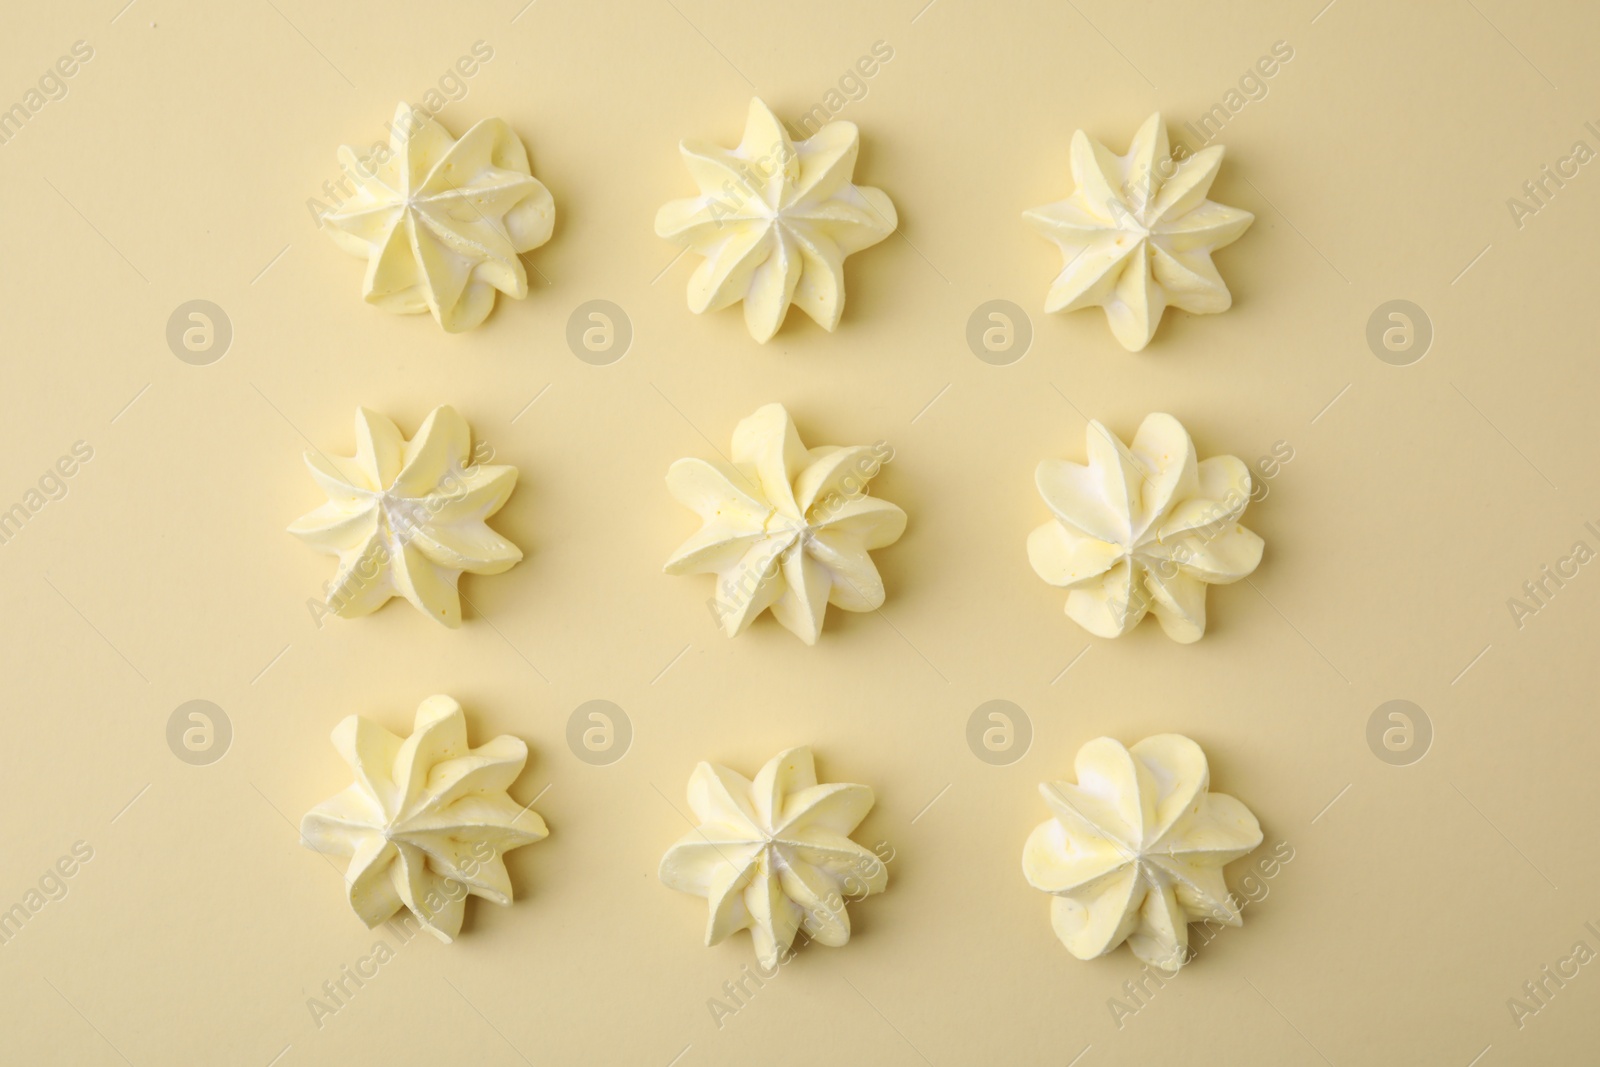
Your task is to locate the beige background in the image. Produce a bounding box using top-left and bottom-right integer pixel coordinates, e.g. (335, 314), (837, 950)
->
(1, 0), (1596, 1064)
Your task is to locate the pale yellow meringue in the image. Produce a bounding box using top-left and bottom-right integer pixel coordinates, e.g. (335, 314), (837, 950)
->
(1024, 113), (1252, 351)
(1028, 413), (1262, 642)
(324, 103), (555, 333)
(301, 695), (548, 943)
(290, 406), (521, 628)
(1023, 735), (1262, 971)
(660, 747), (886, 968)
(664, 403), (904, 644)
(656, 98), (896, 342)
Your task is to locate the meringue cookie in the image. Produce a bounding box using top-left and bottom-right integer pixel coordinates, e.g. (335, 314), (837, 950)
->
(664, 403), (905, 644)
(323, 103), (555, 332)
(1028, 413), (1262, 642)
(655, 97), (897, 342)
(1023, 735), (1262, 971)
(660, 747), (886, 968)
(300, 695), (548, 943)
(290, 405), (521, 628)
(1024, 113), (1252, 351)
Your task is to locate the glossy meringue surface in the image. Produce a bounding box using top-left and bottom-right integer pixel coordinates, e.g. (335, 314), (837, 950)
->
(301, 695), (548, 943)
(290, 405), (521, 628)
(1024, 112), (1252, 351)
(656, 97), (896, 342)
(664, 403), (905, 644)
(1023, 734), (1262, 971)
(324, 103), (555, 332)
(1028, 412), (1263, 642)
(660, 747), (886, 969)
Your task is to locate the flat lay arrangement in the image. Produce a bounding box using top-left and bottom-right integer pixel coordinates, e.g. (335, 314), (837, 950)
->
(13, 6), (1589, 1063)
(294, 101), (1268, 966)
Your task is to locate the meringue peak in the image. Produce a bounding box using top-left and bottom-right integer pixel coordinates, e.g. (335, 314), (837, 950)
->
(664, 403), (905, 644)
(290, 405), (522, 628)
(660, 746), (886, 968)
(1024, 112), (1252, 351)
(1023, 734), (1262, 971)
(323, 103), (555, 333)
(656, 98), (897, 343)
(301, 695), (548, 943)
(1028, 413), (1262, 642)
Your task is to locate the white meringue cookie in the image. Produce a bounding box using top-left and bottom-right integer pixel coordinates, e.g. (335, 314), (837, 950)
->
(656, 98), (897, 342)
(1024, 113), (1252, 351)
(290, 405), (521, 628)
(323, 103), (555, 333)
(1023, 735), (1262, 971)
(664, 403), (905, 644)
(660, 747), (886, 969)
(301, 695), (548, 943)
(1028, 413), (1262, 642)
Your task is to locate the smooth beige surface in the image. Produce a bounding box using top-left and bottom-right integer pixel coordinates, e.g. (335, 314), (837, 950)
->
(1, 1), (1596, 1064)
